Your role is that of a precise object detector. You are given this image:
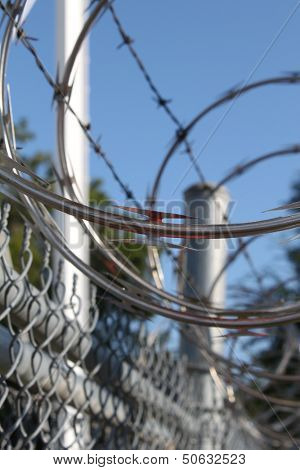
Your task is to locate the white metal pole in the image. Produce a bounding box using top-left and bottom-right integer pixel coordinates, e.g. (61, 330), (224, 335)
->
(181, 182), (230, 449)
(55, 0), (89, 449)
(55, 0), (89, 326)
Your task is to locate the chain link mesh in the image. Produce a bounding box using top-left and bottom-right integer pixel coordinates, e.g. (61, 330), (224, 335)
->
(0, 201), (258, 450)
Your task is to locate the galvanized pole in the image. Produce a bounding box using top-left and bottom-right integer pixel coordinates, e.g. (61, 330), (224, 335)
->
(180, 182), (230, 449)
(55, 0), (89, 448)
(55, 0), (89, 327)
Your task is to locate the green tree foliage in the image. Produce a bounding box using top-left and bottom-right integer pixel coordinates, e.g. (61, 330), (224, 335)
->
(286, 177), (300, 282)
(241, 177), (300, 444)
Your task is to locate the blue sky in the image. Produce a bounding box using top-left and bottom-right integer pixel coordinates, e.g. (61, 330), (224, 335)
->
(6, 0), (300, 298)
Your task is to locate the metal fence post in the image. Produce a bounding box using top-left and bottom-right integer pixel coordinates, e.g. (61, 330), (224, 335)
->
(55, 0), (90, 448)
(180, 182), (230, 449)
(55, 0), (90, 324)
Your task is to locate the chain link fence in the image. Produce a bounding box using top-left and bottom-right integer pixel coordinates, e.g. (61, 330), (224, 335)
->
(0, 201), (261, 450)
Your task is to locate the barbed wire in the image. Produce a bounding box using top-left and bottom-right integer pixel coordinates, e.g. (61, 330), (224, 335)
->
(0, 2), (298, 328)
(108, 4), (206, 184)
(2, 1), (300, 328)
